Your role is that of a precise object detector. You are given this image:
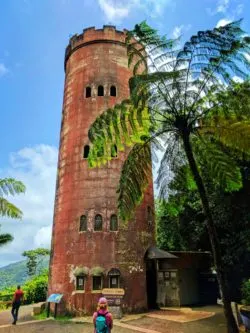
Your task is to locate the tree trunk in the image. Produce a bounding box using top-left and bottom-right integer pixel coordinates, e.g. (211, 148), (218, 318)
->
(182, 132), (239, 333)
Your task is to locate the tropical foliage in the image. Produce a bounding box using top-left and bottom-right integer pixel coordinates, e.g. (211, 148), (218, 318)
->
(0, 178), (25, 246)
(0, 269), (48, 306)
(88, 20), (250, 333)
(242, 279), (250, 306)
(22, 248), (50, 277)
(157, 157), (250, 301)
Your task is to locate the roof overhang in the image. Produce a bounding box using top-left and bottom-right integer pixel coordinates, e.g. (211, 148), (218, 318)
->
(146, 246), (178, 259)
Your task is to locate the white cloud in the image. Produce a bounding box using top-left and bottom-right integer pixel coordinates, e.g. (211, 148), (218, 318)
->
(207, 0), (230, 16)
(0, 63), (8, 77)
(34, 225), (52, 248)
(235, 3), (244, 16)
(216, 18), (232, 28)
(216, 0), (230, 14)
(232, 76), (243, 83)
(0, 145), (57, 267)
(98, 0), (172, 23)
(98, 0), (130, 22)
(172, 24), (191, 39)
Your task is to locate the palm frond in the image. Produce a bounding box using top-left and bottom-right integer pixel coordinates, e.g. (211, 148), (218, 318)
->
(0, 198), (23, 219)
(0, 178), (25, 196)
(0, 233), (13, 246)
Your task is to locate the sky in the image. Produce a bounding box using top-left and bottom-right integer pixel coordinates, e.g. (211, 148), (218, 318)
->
(0, 0), (249, 267)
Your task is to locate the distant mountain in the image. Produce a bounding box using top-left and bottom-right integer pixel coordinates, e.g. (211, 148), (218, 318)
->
(0, 257), (49, 290)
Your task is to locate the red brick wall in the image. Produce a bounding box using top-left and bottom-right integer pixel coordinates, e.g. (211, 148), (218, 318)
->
(48, 26), (155, 315)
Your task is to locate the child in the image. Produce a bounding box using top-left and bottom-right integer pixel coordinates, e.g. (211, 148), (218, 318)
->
(93, 297), (113, 333)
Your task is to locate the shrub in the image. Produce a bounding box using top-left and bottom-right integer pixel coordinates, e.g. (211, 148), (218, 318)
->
(242, 279), (250, 305)
(23, 270), (48, 303)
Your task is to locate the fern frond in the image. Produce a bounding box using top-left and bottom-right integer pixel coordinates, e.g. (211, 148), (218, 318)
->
(194, 138), (242, 192)
(117, 143), (152, 220)
(200, 120), (250, 156)
(88, 100), (152, 167)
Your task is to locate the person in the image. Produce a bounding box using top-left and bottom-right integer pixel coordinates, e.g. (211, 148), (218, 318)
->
(11, 285), (24, 325)
(93, 297), (113, 333)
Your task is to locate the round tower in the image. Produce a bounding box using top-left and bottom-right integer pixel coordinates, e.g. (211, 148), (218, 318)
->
(49, 25), (155, 315)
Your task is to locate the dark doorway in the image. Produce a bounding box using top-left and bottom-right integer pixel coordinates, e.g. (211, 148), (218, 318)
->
(146, 259), (157, 309)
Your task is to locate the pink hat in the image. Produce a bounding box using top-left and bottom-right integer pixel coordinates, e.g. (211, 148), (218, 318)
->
(98, 297), (108, 304)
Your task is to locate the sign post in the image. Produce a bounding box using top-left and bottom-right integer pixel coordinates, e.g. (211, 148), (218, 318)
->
(46, 294), (63, 318)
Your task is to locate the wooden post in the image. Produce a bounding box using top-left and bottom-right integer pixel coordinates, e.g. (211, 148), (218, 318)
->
(54, 303), (58, 318)
(47, 302), (50, 318)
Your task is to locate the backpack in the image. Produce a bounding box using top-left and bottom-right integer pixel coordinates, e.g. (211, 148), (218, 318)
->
(96, 311), (109, 333)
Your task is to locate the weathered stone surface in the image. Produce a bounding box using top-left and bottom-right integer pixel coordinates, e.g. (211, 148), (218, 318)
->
(48, 26), (155, 315)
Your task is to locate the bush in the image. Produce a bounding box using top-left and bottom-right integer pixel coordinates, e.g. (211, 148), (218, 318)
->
(242, 279), (250, 305)
(23, 270), (48, 303)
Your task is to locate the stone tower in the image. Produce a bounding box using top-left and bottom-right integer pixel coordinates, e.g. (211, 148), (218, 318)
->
(49, 25), (155, 315)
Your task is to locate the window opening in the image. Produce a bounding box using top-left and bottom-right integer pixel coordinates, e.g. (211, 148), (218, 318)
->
(98, 85), (104, 96)
(76, 275), (85, 290)
(110, 215), (118, 231)
(94, 214), (103, 231)
(108, 268), (121, 288)
(86, 87), (91, 98)
(92, 276), (102, 290)
(83, 145), (90, 159)
(110, 86), (116, 97)
(79, 215), (87, 231)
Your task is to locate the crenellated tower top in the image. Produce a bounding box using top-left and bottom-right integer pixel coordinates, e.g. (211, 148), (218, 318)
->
(64, 25), (128, 70)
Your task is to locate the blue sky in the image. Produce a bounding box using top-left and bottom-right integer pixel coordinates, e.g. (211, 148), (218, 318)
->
(0, 0), (249, 267)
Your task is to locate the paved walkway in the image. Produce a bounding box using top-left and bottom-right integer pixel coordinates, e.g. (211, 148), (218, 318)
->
(0, 304), (228, 333)
(0, 304), (34, 326)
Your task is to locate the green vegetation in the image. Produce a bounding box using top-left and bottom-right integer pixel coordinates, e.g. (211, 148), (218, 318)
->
(242, 280), (250, 306)
(24, 269), (48, 303)
(0, 257), (49, 290)
(88, 20), (250, 333)
(22, 248), (50, 277)
(0, 269), (48, 310)
(0, 178), (25, 246)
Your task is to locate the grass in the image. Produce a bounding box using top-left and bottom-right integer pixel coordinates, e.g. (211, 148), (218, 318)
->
(33, 309), (73, 322)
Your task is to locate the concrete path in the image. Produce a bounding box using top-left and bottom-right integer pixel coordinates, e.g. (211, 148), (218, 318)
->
(0, 304), (34, 326)
(0, 304), (229, 333)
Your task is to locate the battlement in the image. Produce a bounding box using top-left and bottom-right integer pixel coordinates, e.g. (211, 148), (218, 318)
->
(64, 25), (128, 70)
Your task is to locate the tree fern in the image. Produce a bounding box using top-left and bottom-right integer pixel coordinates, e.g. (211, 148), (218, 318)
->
(88, 21), (250, 333)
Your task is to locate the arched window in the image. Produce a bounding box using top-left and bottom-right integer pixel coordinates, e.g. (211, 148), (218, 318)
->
(110, 86), (116, 97)
(147, 206), (153, 225)
(83, 145), (90, 159)
(86, 87), (91, 98)
(98, 85), (104, 96)
(79, 215), (87, 231)
(108, 268), (121, 288)
(94, 214), (103, 231)
(110, 214), (118, 231)
(111, 145), (118, 158)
